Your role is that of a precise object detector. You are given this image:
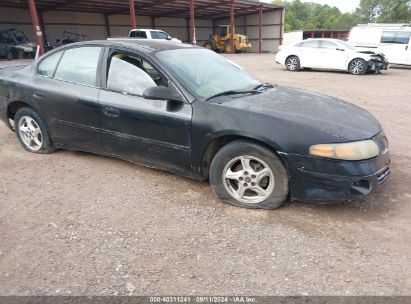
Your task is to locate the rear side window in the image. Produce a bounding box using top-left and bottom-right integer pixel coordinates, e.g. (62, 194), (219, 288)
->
(131, 31), (147, 38)
(301, 40), (320, 48)
(381, 31), (411, 44)
(37, 51), (62, 77)
(54, 47), (101, 86)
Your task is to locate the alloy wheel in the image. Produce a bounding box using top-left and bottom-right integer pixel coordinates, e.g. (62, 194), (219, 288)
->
(286, 57), (298, 70)
(350, 60), (364, 75)
(222, 155), (275, 204)
(18, 116), (43, 151)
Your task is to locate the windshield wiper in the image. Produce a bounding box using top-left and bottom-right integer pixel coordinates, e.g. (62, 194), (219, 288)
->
(252, 83), (275, 91)
(205, 89), (259, 101)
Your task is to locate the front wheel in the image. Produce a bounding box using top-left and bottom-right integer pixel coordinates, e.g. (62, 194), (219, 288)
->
(209, 141), (289, 209)
(349, 58), (368, 75)
(14, 107), (56, 154)
(285, 56), (301, 71)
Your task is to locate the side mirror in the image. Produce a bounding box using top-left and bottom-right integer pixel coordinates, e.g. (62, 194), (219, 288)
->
(166, 36), (172, 40)
(336, 48), (345, 51)
(143, 85), (184, 103)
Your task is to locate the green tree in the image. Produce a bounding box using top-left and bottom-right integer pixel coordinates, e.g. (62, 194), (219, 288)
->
(354, 0), (411, 23)
(271, 0), (410, 32)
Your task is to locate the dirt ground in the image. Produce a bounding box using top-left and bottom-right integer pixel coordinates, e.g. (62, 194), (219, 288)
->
(0, 55), (410, 296)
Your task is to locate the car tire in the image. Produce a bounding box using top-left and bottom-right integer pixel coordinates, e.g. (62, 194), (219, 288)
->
(6, 51), (13, 60)
(14, 107), (56, 154)
(285, 55), (300, 71)
(349, 58), (368, 75)
(224, 42), (237, 54)
(209, 140), (289, 210)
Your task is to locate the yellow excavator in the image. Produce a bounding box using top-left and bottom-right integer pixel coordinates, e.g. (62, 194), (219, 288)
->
(204, 25), (251, 53)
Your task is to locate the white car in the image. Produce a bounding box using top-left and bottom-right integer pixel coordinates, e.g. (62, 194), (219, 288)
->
(275, 38), (389, 75)
(129, 29), (182, 43)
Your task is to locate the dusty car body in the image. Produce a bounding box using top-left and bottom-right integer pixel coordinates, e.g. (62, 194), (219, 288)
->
(0, 29), (36, 59)
(0, 40), (390, 209)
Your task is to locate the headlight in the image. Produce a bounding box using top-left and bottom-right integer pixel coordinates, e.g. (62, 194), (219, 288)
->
(309, 139), (379, 161)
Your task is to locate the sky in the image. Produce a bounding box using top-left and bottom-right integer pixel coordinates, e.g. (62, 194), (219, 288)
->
(262, 0), (361, 13)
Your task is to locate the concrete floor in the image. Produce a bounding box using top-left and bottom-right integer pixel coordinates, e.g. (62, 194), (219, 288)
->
(0, 54), (410, 296)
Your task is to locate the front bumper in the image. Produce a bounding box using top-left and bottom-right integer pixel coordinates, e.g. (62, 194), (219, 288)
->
(280, 146), (390, 203)
(368, 59), (389, 71)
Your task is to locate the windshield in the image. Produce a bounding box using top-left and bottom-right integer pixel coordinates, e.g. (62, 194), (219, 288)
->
(338, 40), (356, 50)
(156, 48), (261, 100)
(10, 29), (29, 44)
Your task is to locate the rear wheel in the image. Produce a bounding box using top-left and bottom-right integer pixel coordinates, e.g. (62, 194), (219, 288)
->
(349, 58), (368, 75)
(14, 107), (56, 154)
(209, 141), (289, 210)
(285, 56), (300, 71)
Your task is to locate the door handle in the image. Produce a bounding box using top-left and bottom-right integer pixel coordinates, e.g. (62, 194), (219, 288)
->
(32, 92), (44, 99)
(102, 107), (120, 118)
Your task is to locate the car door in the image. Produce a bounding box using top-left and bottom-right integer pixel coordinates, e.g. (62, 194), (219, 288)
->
(380, 31), (411, 65)
(298, 40), (321, 68)
(98, 48), (192, 173)
(31, 46), (103, 151)
(317, 40), (348, 70)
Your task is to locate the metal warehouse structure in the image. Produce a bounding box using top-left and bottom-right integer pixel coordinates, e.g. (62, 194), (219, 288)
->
(0, 0), (284, 55)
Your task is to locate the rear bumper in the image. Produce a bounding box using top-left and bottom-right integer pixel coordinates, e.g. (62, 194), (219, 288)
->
(280, 149), (390, 202)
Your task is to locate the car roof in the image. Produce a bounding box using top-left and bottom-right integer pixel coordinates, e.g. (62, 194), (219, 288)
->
(130, 29), (164, 32)
(58, 39), (200, 53)
(306, 38), (342, 42)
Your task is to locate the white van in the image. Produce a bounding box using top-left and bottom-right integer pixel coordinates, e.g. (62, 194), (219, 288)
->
(347, 24), (411, 65)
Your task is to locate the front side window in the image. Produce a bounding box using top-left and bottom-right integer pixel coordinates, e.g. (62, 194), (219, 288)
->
(321, 41), (338, 49)
(381, 31), (411, 44)
(156, 48), (260, 99)
(106, 52), (167, 96)
(37, 51), (62, 77)
(157, 31), (169, 40)
(54, 46), (101, 86)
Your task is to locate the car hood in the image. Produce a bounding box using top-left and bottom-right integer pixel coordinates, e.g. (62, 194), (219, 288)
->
(217, 86), (382, 142)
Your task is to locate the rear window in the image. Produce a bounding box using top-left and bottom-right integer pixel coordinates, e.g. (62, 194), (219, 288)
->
(381, 31), (411, 44)
(130, 31), (147, 38)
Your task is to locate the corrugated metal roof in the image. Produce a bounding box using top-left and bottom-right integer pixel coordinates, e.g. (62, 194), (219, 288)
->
(0, 0), (282, 19)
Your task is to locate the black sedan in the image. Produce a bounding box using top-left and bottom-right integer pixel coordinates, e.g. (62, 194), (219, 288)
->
(0, 40), (390, 209)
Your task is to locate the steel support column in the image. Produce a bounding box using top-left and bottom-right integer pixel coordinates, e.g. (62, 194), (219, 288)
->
(189, 0), (196, 44)
(129, 0), (137, 29)
(279, 7), (284, 45)
(258, 5), (263, 53)
(104, 14), (111, 37)
(230, 0), (235, 54)
(28, 0), (45, 56)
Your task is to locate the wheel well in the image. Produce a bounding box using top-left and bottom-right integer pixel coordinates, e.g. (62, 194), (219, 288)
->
(201, 135), (282, 179)
(286, 55), (298, 61)
(7, 101), (31, 121)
